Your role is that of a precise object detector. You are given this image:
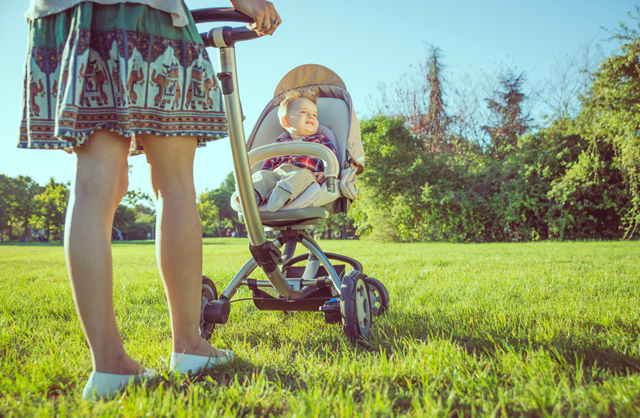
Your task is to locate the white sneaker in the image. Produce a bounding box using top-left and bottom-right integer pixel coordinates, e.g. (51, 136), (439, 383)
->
(82, 368), (158, 401)
(169, 351), (234, 375)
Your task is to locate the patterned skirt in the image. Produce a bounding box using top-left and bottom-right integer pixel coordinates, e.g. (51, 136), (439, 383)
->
(19, 2), (227, 155)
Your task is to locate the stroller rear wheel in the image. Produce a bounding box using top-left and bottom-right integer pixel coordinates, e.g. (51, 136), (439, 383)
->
(364, 277), (390, 316)
(200, 276), (218, 340)
(340, 270), (372, 342)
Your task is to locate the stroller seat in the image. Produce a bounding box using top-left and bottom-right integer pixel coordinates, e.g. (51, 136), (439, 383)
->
(230, 65), (363, 227)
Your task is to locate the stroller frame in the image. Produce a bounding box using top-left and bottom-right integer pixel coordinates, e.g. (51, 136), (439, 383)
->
(192, 8), (389, 343)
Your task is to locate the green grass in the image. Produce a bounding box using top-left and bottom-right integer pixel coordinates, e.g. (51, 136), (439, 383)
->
(1, 239), (639, 417)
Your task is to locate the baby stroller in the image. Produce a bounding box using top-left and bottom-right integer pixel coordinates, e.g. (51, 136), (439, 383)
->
(193, 8), (390, 343)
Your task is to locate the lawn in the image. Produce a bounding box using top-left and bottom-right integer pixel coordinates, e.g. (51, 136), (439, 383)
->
(1, 239), (639, 417)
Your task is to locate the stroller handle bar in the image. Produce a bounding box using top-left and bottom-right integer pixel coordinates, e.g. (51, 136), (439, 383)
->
(191, 7), (254, 24)
(200, 27), (259, 48)
(193, 8), (260, 47)
(248, 142), (340, 193)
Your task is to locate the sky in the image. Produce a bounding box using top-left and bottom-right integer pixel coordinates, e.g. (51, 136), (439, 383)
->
(1, 0), (637, 199)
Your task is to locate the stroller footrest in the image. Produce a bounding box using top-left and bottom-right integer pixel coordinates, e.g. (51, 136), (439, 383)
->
(251, 288), (332, 311)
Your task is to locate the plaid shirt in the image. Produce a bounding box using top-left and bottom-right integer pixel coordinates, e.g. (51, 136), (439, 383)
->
(261, 134), (339, 173)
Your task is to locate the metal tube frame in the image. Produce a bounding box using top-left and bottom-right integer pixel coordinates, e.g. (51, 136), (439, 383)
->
(220, 235), (343, 300)
(300, 237), (342, 293)
(216, 45), (344, 302)
(218, 47), (264, 245)
(218, 46), (300, 299)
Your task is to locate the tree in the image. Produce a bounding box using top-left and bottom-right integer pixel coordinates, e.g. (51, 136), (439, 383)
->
(372, 45), (454, 154)
(123, 189), (154, 208)
(32, 178), (69, 242)
(216, 172), (245, 237)
(577, 6), (640, 238)
(8, 176), (42, 241)
(351, 116), (431, 241)
(197, 173), (248, 238)
(197, 190), (220, 237)
(422, 46), (452, 153)
(539, 39), (598, 119)
(0, 175), (12, 242)
(324, 213), (356, 239)
(113, 205), (136, 240)
(482, 72), (532, 158)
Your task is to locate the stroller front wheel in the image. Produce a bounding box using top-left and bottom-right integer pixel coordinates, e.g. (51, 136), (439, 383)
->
(340, 270), (372, 343)
(364, 277), (390, 316)
(200, 276), (218, 340)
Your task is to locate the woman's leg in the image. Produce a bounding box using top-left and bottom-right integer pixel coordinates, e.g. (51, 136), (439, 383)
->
(141, 134), (226, 357)
(65, 130), (145, 375)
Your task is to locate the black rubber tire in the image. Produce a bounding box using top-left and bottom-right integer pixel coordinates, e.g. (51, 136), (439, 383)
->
(340, 270), (372, 343)
(364, 277), (390, 316)
(200, 276), (218, 340)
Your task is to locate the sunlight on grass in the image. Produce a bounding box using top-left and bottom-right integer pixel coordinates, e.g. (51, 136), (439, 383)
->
(1, 239), (639, 416)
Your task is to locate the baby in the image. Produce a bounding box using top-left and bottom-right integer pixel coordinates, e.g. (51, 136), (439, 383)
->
(252, 89), (339, 212)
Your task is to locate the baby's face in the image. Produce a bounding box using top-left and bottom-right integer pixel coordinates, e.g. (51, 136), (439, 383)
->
(283, 98), (319, 139)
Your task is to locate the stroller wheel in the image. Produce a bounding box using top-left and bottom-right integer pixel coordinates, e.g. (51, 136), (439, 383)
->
(364, 277), (390, 316)
(200, 276), (218, 340)
(340, 270), (372, 343)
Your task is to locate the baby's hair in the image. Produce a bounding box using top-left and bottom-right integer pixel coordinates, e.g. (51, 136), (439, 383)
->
(278, 89), (317, 122)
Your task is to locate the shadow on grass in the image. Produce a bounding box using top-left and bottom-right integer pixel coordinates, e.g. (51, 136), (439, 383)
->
(112, 240), (158, 245)
(151, 358), (305, 405)
(370, 310), (640, 377)
(109, 240), (236, 246)
(0, 241), (63, 247)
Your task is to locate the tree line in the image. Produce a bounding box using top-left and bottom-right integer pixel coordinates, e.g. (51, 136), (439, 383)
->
(351, 8), (640, 242)
(0, 175), (158, 242)
(1, 170), (352, 243)
(4, 8), (638, 244)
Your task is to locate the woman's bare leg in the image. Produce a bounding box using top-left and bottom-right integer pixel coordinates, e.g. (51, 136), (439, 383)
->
(141, 134), (226, 357)
(65, 130), (145, 375)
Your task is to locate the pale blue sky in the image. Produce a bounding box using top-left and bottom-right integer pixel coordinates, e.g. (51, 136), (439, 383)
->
(1, 0), (637, 198)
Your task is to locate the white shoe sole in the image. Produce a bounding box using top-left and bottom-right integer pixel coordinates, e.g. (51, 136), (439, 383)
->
(169, 351), (234, 375)
(82, 368), (158, 401)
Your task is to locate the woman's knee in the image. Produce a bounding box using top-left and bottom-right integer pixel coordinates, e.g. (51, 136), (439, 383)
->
(73, 131), (130, 205)
(73, 162), (129, 206)
(142, 135), (197, 199)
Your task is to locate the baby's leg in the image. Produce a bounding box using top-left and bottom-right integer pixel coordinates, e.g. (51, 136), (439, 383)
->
(252, 170), (281, 205)
(267, 165), (316, 212)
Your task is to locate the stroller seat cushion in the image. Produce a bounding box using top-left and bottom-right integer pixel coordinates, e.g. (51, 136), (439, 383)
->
(231, 182), (321, 214)
(255, 207), (330, 226)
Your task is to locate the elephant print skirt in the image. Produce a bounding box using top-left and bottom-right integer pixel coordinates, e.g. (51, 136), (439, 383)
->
(18, 2), (227, 155)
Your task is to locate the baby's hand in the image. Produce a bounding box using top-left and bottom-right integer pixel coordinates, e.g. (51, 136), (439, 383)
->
(314, 172), (327, 185)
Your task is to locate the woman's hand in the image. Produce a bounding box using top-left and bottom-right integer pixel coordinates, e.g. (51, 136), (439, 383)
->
(228, 0), (281, 36)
